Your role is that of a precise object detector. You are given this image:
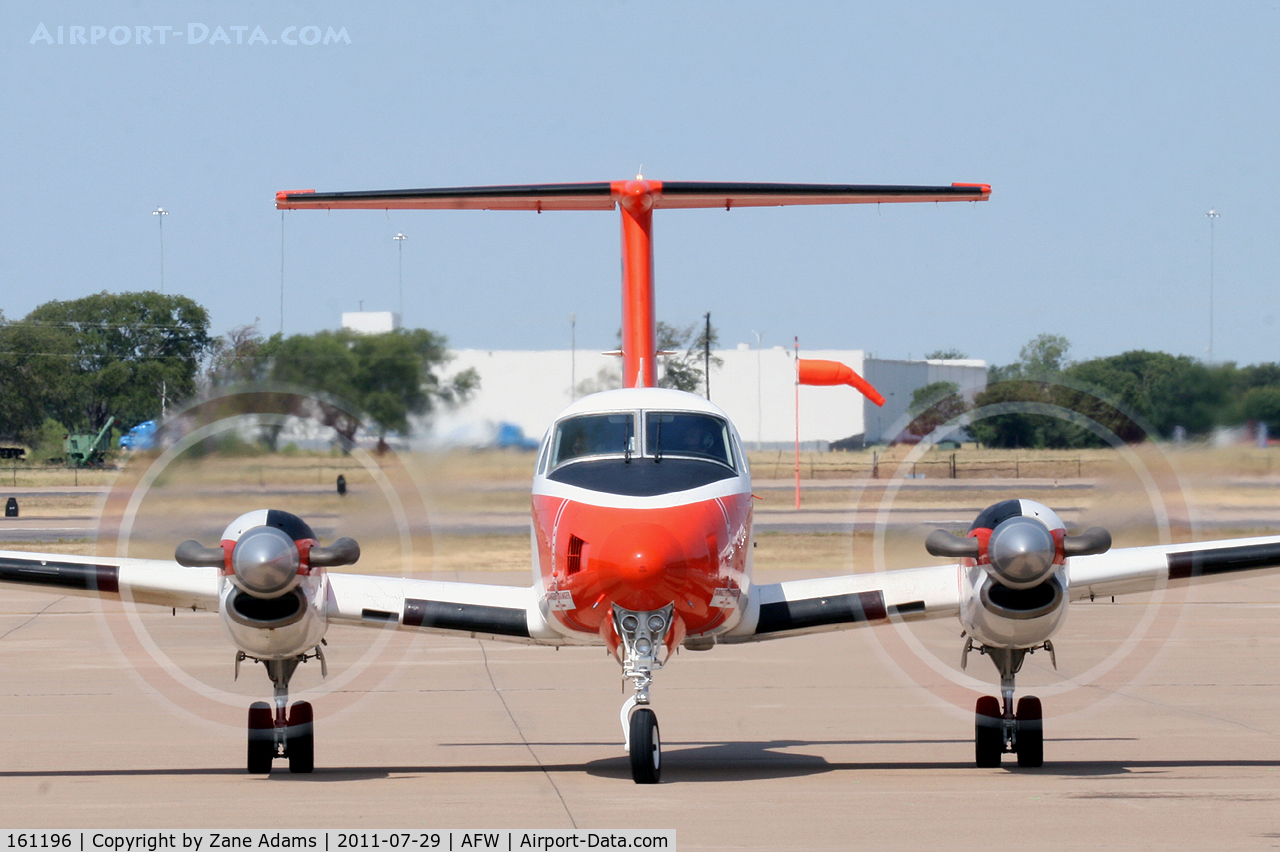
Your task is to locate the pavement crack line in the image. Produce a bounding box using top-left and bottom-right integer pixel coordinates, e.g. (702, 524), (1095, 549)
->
(0, 597), (66, 642)
(477, 641), (578, 828)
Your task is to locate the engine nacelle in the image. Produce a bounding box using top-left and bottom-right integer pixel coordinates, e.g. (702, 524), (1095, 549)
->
(175, 509), (360, 660)
(927, 499), (1110, 650)
(220, 581), (326, 659)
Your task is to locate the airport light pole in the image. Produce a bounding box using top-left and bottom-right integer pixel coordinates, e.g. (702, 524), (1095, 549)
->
(152, 206), (168, 293)
(703, 312), (712, 400)
(753, 330), (764, 451)
(570, 313), (577, 400)
(1206, 208), (1219, 359)
(279, 212), (285, 335)
(393, 233), (407, 317)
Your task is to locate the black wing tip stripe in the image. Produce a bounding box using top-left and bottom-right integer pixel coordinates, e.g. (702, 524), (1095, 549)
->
(1167, 542), (1280, 580)
(756, 590), (888, 635)
(403, 598), (530, 638)
(0, 557), (119, 594)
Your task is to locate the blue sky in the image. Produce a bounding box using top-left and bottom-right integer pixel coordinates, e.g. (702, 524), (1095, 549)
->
(2, 2), (1277, 367)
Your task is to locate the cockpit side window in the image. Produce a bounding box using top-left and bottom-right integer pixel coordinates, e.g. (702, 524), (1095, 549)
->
(551, 413), (635, 467)
(535, 433), (550, 476)
(645, 412), (734, 468)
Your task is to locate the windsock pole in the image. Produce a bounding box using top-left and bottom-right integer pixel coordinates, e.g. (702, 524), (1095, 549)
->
(794, 336), (801, 509)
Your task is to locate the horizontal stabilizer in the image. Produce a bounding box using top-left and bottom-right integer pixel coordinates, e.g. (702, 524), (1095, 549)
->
(276, 181), (990, 211)
(652, 181), (990, 209)
(277, 183), (616, 211)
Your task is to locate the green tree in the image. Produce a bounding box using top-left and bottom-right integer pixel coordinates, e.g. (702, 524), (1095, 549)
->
(204, 322), (268, 388)
(968, 380), (1060, 448)
(1066, 350), (1229, 438)
(657, 319), (721, 394)
(23, 291), (211, 431)
(907, 381), (970, 437)
(971, 335), (1076, 448)
(1243, 386), (1280, 434)
(0, 316), (77, 442)
(924, 348), (969, 360)
(265, 328), (477, 441)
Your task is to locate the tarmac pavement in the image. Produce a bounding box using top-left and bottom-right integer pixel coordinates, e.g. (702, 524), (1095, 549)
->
(0, 566), (1277, 849)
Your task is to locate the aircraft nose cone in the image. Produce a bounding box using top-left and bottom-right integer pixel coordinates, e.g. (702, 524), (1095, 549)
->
(232, 526), (299, 596)
(987, 516), (1056, 589)
(596, 523), (687, 608)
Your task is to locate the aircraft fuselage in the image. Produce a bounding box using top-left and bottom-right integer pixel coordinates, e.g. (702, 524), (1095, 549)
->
(530, 387), (753, 653)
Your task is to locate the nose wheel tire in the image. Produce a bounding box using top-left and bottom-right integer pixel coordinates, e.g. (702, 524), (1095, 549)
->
(287, 701), (314, 774)
(629, 708), (661, 784)
(247, 702), (274, 774)
(974, 695), (1002, 768)
(1015, 696), (1043, 768)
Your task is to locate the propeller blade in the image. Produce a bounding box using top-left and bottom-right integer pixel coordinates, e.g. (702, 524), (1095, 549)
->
(925, 529), (980, 559)
(1064, 527), (1112, 557)
(309, 537), (361, 568)
(175, 540), (225, 568)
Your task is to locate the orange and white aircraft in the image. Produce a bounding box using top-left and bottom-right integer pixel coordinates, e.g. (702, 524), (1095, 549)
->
(3, 178), (1280, 783)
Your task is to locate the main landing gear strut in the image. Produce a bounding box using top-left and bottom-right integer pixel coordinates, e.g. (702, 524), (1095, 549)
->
(615, 603), (673, 784)
(238, 644), (326, 774)
(965, 640), (1051, 768)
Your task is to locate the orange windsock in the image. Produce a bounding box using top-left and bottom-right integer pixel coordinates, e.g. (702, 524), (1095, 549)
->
(797, 359), (886, 406)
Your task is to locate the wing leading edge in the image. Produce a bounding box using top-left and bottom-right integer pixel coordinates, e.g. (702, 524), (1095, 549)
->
(0, 550), (219, 610)
(733, 534), (1280, 642)
(324, 572), (557, 645)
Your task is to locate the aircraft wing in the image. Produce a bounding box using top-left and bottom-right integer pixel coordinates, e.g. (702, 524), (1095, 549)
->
(727, 562), (961, 642)
(275, 181), (990, 211)
(1067, 534), (1280, 599)
(323, 572), (558, 645)
(0, 549), (219, 610)
(0, 549), (556, 644)
(731, 534), (1280, 642)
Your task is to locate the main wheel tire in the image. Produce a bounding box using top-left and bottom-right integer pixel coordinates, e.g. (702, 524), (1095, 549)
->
(975, 695), (1003, 768)
(247, 702), (274, 774)
(629, 708), (661, 784)
(287, 701), (315, 774)
(1015, 696), (1043, 768)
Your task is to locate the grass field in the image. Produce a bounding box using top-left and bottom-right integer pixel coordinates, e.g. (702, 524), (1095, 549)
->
(2, 443), (1278, 574)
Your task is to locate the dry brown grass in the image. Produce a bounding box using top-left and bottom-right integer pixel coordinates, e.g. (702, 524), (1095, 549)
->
(3, 444), (1279, 574)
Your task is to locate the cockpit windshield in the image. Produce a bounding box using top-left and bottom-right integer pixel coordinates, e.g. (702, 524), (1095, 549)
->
(550, 413), (635, 467)
(645, 412), (734, 468)
(548, 410), (737, 472)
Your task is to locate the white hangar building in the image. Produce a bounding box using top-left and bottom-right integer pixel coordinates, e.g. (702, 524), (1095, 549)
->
(431, 347), (986, 449)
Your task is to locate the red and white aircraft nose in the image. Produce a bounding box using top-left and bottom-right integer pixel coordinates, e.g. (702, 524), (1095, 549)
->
(596, 522), (688, 610)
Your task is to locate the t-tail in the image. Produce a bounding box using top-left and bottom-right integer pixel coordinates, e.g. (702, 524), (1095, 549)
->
(277, 179), (990, 389)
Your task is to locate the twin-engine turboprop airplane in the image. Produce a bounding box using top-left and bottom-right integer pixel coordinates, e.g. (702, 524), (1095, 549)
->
(2, 178), (1280, 783)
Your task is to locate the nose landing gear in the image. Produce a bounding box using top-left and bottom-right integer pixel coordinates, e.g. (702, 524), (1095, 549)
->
(238, 645), (326, 774)
(614, 604), (673, 784)
(968, 643), (1049, 768)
